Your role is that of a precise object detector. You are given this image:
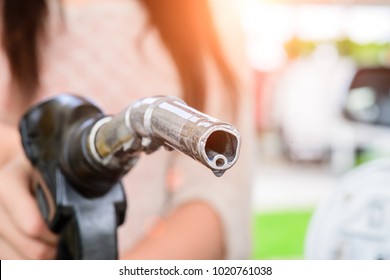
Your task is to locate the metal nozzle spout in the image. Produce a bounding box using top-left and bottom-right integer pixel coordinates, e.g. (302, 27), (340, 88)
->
(202, 128), (240, 177)
(90, 96), (241, 176)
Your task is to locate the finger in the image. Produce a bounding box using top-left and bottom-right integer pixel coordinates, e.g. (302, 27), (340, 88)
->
(0, 123), (24, 168)
(0, 158), (58, 245)
(0, 237), (24, 260)
(0, 203), (57, 260)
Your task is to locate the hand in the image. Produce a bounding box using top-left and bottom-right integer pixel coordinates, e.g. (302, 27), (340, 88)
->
(0, 156), (59, 259)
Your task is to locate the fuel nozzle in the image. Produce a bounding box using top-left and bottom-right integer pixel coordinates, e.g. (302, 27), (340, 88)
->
(89, 96), (241, 177)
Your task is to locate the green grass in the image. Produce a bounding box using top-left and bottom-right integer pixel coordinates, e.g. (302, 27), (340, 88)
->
(355, 150), (390, 167)
(251, 209), (314, 259)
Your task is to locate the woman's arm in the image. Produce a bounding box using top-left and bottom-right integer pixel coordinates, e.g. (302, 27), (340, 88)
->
(121, 200), (224, 259)
(0, 123), (24, 168)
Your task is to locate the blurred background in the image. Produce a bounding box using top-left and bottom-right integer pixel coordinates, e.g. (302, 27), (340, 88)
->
(237, 0), (390, 259)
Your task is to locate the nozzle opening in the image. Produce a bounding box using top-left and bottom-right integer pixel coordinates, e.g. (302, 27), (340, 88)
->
(205, 130), (238, 164)
(216, 158), (225, 167)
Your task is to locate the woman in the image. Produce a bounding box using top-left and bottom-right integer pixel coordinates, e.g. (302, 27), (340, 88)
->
(0, 0), (254, 259)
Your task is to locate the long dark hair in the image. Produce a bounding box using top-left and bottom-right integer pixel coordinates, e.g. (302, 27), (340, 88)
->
(1, 0), (238, 112)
